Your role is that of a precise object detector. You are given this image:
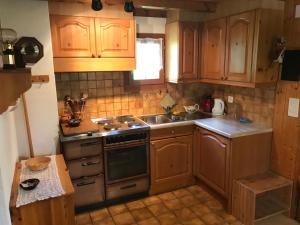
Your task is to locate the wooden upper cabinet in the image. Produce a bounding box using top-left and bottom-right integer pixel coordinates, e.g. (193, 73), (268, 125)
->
(225, 11), (255, 82)
(50, 15), (96, 58)
(95, 18), (135, 58)
(201, 18), (226, 80)
(166, 21), (201, 83)
(180, 22), (199, 81)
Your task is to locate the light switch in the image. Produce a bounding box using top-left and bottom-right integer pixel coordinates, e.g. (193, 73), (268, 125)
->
(288, 98), (299, 118)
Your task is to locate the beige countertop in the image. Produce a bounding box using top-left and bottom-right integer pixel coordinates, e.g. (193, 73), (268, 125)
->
(148, 117), (272, 138)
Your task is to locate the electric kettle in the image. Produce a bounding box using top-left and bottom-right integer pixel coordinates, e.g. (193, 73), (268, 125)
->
(212, 98), (225, 116)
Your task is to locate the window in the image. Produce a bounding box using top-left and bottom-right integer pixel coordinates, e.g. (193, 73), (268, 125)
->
(133, 34), (165, 85)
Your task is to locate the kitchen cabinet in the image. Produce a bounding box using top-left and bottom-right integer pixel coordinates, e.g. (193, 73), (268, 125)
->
(195, 128), (230, 197)
(201, 18), (226, 80)
(194, 127), (272, 211)
(200, 9), (283, 88)
(50, 15), (96, 58)
(95, 18), (135, 58)
(166, 21), (202, 83)
(225, 11), (255, 82)
(150, 126), (195, 194)
(50, 14), (136, 72)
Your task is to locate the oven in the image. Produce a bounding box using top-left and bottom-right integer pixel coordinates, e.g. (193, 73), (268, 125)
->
(103, 131), (150, 200)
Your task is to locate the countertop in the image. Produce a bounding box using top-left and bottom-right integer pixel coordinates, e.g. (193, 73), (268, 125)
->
(148, 116), (272, 138)
(193, 117), (272, 138)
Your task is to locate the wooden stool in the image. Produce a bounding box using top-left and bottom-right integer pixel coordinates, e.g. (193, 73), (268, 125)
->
(232, 172), (293, 225)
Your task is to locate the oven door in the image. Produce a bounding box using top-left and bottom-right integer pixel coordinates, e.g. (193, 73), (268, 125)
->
(104, 142), (149, 184)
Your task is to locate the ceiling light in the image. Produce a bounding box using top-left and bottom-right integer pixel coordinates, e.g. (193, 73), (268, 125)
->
(124, 0), (135, 13)
(91, 0), (103, 11)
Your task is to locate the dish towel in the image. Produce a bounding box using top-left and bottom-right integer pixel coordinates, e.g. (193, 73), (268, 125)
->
(16, 155), (65, 208)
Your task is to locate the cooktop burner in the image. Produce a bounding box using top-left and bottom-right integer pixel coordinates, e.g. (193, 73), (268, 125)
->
(104, 123), (121, 131)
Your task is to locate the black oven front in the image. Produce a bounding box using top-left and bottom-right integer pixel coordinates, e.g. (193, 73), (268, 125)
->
(104, 132), (149, 184)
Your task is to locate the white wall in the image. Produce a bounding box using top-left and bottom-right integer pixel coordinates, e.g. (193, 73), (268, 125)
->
(0, 1), (58, 224)
(135, 17), (166, 34)
(0, 0), (59, 156)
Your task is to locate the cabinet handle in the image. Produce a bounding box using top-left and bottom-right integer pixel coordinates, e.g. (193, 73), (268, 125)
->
(77, 181), (96, 187)
(120, 184), (137, 190)
(81, 161), (101, 167)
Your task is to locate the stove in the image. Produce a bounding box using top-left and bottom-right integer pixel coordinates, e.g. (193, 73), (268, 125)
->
(91, 115), (150, 136)
(91, 115), (150, 200)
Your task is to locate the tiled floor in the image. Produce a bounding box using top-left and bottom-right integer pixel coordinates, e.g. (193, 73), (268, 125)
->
(75, 185), (242, 225)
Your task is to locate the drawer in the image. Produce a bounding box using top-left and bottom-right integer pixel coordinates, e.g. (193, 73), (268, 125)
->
(63, 138), (102, 160)
(106, 177), (149, 200)
(73, 174), (105, 207)
(150, 125), (194, 140)
(67, 156), (103, 179)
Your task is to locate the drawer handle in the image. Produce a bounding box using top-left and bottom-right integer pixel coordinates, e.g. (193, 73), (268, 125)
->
(81, 161), (101, 167)
(171, 130), (175, 134)
(120, 184), (137, 190)
(77, 181), (96, 187)
(80, 141), (101, 147)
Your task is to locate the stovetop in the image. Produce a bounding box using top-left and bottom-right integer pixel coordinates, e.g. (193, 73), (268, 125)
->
(91, 115), (150, 136)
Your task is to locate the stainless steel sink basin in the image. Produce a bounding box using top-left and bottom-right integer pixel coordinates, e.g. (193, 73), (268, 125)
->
(139, 112), (211, 125)
(139, 114), (172, 125)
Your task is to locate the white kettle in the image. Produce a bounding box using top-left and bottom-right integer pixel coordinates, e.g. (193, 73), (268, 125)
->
(212, 98), (225, 116)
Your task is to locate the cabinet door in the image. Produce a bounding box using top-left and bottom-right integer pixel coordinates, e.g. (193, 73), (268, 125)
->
(50, 15), (96, 58)
(225, 11), (255, 82)
(95, 18), (135, 58)
(201, 18), (226, 80)
(150, 135), (193, 192)
(179, 22), (199, 81)
(198, 129), (230, 197)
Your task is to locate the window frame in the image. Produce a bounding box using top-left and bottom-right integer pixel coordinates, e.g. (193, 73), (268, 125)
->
(131, 33), (165, 86)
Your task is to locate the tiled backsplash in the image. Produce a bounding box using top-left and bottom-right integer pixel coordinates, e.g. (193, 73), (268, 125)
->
(55, 72), (276, 127)
(55, 72), (212, 119)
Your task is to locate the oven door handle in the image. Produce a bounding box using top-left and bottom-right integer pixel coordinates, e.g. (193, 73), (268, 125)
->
(81, 161), (101, 167)
(120, 184), (137, 190)
(80, 141), (101, 147)
(104, 141), (148, 151)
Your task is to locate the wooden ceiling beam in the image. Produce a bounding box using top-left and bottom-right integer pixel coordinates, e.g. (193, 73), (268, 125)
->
(133, 8), (167, 18)
(132, 0), (218, 12)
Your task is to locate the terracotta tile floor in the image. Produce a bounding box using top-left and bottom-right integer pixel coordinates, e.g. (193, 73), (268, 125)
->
(75, 185), (242, 225)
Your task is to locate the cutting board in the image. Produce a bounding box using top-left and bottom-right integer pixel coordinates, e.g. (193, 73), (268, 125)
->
(60, 120), (99, 137)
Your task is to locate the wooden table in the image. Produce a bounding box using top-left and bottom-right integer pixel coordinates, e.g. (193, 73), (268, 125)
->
(10, 155), (75, 225)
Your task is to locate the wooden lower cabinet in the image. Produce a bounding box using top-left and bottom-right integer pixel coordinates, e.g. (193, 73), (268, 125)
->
(194, 127), (272, 211)
(150, 135), (194, 194)
(195, 128), (230, 197)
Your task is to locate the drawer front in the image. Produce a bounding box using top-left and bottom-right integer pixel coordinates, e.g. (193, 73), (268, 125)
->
(73, 174), (105, 207)
(63, 139), (102, 160)
(67, 156), (103, 179)
(150, 125), (194, 140)
(106, 177), (149, 200)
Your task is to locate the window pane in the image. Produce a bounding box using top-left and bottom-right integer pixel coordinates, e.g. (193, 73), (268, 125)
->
(133, 38), (163, 81)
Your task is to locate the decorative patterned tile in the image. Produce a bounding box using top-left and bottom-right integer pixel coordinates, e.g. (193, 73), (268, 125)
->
(112, 212), (135, 225)
(126, 200), (146, 211)
(173, 188), (193, 198)
(93, 217), (115, 225)
(143, 196), (162, 206)
(90, 208), (110, 222)
(164, 199), (185, 211)
(179, 195), (201, 207)
(131, 208), (153, 222)
(148, 203), (170, 216)
(157, 212), (178, 225)
(174, 208), (197, 222)
(189, 204), (211, 217)
(75, 213), (91, 225)
(108, 204), (128, 216)
(158, 192), (177, 201)
(182, 218), (205, 225)
(201, 213), (223, 225)
(137, 217), (160, 225)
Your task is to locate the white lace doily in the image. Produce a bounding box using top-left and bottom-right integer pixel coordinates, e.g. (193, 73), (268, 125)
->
(16, 155), (65, 208)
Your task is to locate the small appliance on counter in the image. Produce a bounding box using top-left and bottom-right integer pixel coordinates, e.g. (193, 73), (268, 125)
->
(212, 98), (225, 116)
(202, 96), (214, 113)
(1, 28), (18, 69)
(184, 104), (199, 114)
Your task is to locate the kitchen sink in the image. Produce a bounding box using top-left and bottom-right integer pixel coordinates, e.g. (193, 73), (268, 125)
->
(139, 112), (211, 125)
